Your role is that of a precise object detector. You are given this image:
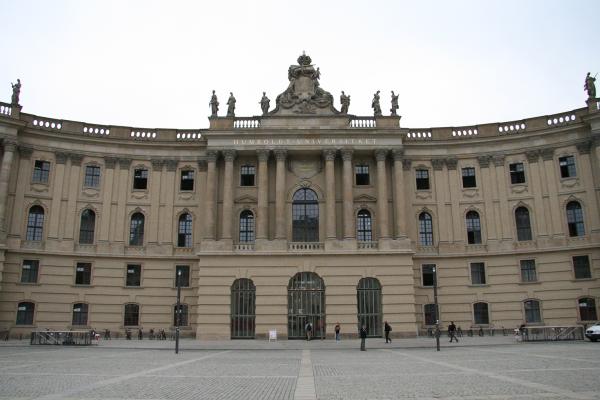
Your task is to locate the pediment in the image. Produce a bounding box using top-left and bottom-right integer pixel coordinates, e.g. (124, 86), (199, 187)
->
(353, 194), (377, 202)
(235, 195), (257, 204)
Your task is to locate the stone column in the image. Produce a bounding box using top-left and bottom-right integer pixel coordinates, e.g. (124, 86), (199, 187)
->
(196, 159), (207, 245)
(274, 149), (287, 240)
(323, 149), (337, 240)
(98, 157), (116, 244)
(10, 146), (32, 237)
(63, 153), (83, 240)
(392, 148), (407, 239)
(341, 149), (355, 239)
(375, 149), (390, 239)
(0, 140), (16, 235)
(221, 149), (236, 240)
(256, 149), (270, 240)
(48, 152), (67, 240)
(148, 159), (164, 245)
(113, 158), (131, 243)
(204, 150), (218, 240)
(576, 141), (600, 233)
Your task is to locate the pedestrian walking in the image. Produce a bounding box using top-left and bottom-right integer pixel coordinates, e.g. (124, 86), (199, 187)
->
(448, 321), (459, 342)
(334, 323), (341, 342)
(138, 327), (143, 340)
(384, 321), (392, 343)
(359, 324), (367, 351)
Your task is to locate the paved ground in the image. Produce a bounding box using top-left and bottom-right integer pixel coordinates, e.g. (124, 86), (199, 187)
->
(0, 337), (598, 399)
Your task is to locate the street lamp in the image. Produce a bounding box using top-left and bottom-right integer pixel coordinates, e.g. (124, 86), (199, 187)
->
(175, 269), (181, 354)
(432, 266), (440, 352)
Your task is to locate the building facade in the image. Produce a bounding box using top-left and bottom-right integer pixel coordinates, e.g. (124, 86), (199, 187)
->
(0, 56), (599, 339)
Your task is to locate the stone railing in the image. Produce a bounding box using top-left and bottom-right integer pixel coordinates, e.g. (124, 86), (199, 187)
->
(546, 113), (577, 127)
(234, 243), (255, 251)
(288, 242), (324, 251)
(130, 130), (158, 140)
(0, 103), (12, 116)
(32, 118), (63, 130)
(233, 117), (261, 129)
(497, 120), (526, 134)
(405, 130), (432, 140)
(176, 131), (203, 141)
(349, 117), (376, 128)
(83, 125), (110, 136)
(357, 241), (378, 250)
(451, 126), (479, 138)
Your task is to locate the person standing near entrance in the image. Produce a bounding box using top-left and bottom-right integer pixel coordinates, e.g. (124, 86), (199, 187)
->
(359, 324), (367, 351)
(384, 321), (392, 343)
(448, 321), (459, 343)
(305, 321), (313, 341)
(334, 323), (341, 342)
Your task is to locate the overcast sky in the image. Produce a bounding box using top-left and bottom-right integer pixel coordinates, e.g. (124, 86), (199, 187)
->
(1, 0), (598, 130)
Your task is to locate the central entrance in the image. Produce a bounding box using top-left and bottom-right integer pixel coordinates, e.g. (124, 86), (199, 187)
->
(287, 272), (325, 339)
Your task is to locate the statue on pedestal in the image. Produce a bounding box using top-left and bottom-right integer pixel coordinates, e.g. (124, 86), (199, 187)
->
(227, 92), (236, 117)
(390, 91), (399, 116)
(260, 92), (270, 115)
(372, 90), (382, 116)
(11, 79), (21, 105)
(585, 72), (596, 99)
(340, 91), (350, 114)
(209, 90), (219, 117)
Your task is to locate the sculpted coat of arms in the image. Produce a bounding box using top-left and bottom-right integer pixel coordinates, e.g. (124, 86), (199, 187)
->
(271, 53), (338, 115)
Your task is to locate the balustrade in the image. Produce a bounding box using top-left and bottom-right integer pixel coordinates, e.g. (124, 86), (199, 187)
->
(357, 241), (378, 250)
(234, 243), (255, 251)
(233, 118), (261, 129)
(349, 117), (376, 128)
(288, 242), (324, 251)
(0, 103), (11, 116)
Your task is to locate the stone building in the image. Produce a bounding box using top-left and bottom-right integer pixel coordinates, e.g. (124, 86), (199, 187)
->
(0, 55), (599, 339)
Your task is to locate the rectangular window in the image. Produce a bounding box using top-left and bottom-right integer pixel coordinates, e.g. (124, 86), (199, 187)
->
(422, 264), (436, 287)
(180, 170), (194, 191)
(126, 264), (141, 287)
(462, 167), (476, 188)
(520, 259), (537, 282)
(240, 165), (256, 186)
(415, 169), (430, 190)
(84, 165), (101, 187)
(559, 156), (576, 178)
(21, 260), (39, 284)
(509, 162), (525, 184)
(175, 265), (190, 287)
(470, 262), (486, 285)
(133, 169), (148, 190)
(32, 160), (50, 183)
(355, 164), (370, 185)
(75, 262), (92, 285)
(573, 255), (591, 279)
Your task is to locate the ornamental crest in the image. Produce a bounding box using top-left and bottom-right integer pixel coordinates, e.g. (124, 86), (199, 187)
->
(271, 52), (338, 115)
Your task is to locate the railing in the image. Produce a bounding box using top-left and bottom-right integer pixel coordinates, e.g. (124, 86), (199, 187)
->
(130, 130), (158, 140)
(546, 113), (577, 127)
(357, 241), (378, 250)
(233, 117), (261, 129)
(0, 103), (12, 116)
(83, 125), (110, 136)
(234, 243), (255, 251)
(349, 117), (376, 128)
(176, 131), (203, 140)
(30, 330), (93, 345)
(520, 325), (584, 341)
(498, 121), (526, 134)
(406, 130), (432, 140)
(288, 242), (324, 251)
(451, 126), (479, 138)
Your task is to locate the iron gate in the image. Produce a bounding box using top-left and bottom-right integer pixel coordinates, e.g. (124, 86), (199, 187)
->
(288, 272), (325, 339)
(231, 278), (256, 339)
(357, 277), (382, 337)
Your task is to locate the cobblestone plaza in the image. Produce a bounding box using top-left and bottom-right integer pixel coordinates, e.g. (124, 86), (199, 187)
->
(0, 339), (598, 399)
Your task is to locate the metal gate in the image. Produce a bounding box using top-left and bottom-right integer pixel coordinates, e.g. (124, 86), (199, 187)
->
(231, 278), (256, 339)
(357, 277), (382, 337)
(288, 272), (325, 339)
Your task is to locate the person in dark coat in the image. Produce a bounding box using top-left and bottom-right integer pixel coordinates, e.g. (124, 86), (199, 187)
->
(384, 321), (392, 343)
(448, 321), (459, 342)
(359, 324), (367, 351)
(334, 323), (341, 342)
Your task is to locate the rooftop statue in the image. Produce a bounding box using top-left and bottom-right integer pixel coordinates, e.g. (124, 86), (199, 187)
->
(271, 52), (338, 115)
(340, 91), (350, 114)
(260, 92), (270, 115)
(11, 79), (21, 106)
(390, 91), (399, 116)
(585, 72), (596, 99)
(227, 92), (236, 117)
(372, 90), (382, 116)
(209, 90), (219, 117)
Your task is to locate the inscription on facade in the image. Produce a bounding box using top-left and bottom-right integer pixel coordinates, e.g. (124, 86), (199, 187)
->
(231, 137), (378, 146)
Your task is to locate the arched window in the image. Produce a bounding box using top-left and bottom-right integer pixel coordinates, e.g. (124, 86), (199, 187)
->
(72, 303), (89, 326)
(515, 207), (532, 241)
(524, 299), (541, 323)
(26, 206), (45, 241)
(239, 210), (255, 243)
(288, 272), (325, 339)
(124, 303), (140, 326)
(357, 278), (382, 337)
(129, 213), (145, 246)
(231, 278), (256, 338)
(466, 211), (482, 244)
(357, 209), (372, 241)
(473, 302), (489, 325)
(16, 302), (35, 325)
(79, 209), (96, 244)
(566, 201), (585, 237)
(173, 304), (189, 327)
(578, 298), (597, 321)
(177, 213), (193, 247)
(424, 304), (437, 325)
(418, 212), (433, 246)
(292, 188), (319, 242)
